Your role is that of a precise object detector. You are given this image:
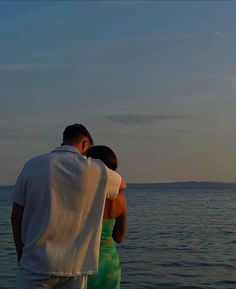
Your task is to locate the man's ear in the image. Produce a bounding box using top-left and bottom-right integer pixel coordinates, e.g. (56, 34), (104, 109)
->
(81, 138), (90, 154)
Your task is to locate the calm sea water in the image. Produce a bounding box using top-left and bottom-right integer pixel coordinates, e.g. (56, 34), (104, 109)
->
(1, 183), (236, 289)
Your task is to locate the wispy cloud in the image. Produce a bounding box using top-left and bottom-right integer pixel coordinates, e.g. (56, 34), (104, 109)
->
(0, 127), (56, 140)
(94, 131), (172, 141)
(212, 31), (233, 37)
(174, 129), (201, 134)
(162, 74), (230, 98)
(0, 63), (74, 72)
(108, 114), (194, 125)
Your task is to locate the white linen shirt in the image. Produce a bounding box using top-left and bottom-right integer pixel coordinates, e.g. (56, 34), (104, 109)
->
(12, 145), (121, 276)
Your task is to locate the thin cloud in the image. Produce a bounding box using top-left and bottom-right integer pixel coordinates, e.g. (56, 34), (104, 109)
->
(174, 129), (201, 134)
(0, 63), (74, 72)
(212, 31), (232, 37)
(0, 127), (56, 140)
(94, 131), (172, 141)
(108, 114), (194, 125)
(163, 74), (229, 98)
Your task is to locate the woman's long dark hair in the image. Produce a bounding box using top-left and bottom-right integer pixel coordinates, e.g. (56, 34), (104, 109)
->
(86, 145), (118, 171)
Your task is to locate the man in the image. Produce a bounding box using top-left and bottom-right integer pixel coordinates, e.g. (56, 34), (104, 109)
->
(11, 124), (125, 289)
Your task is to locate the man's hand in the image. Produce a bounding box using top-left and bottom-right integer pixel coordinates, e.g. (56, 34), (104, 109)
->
(11, 202), (24, 264)
(119, 179), (126, 192)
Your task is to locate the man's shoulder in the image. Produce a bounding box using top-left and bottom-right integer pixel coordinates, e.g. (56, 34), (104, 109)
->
(87, 157), (121, 182)
(25, 153), (50, 168)
(87, 157), (106, 171)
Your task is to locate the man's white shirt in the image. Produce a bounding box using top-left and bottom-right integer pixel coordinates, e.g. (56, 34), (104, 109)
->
(12, 145), (121, 276)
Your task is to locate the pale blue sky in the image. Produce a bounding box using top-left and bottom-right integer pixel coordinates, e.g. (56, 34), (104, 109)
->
(0, 1), (236, 184)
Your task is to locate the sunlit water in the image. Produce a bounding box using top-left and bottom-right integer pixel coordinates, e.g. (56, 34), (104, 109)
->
(1, 183), (236, 289)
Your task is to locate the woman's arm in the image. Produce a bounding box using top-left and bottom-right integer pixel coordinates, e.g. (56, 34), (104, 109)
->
(112, 214), (126, 243)
(112, 192), (127, 243)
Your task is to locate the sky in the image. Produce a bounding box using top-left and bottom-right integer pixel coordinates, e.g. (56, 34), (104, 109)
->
(0, 1), (236, 184)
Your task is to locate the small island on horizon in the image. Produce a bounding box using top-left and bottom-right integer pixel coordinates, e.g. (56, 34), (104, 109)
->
(128, 181), (236, 188)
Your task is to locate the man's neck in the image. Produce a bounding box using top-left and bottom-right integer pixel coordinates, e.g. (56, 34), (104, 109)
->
(61, 143), (82, 154)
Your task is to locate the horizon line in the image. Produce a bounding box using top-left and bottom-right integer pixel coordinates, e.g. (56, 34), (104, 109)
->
(1, 180), (236, 187)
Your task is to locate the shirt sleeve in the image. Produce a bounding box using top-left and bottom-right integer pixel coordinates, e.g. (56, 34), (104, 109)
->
(105, 167), (122, 200)
(11, 165), (27, 206)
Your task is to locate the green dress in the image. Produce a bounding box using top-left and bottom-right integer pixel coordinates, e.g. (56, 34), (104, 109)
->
(87, 218), (121, 289)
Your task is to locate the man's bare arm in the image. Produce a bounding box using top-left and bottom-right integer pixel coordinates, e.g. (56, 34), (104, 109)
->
(11, 202), (24, 263)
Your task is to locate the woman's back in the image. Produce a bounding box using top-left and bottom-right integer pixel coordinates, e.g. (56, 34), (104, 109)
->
(87, 218), (121, 289)
(86, 145), (127, 289)
(101, 219), (116, 245)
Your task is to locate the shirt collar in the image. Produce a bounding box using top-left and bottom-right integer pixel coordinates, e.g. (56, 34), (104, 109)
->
(51, 145), (81, 155)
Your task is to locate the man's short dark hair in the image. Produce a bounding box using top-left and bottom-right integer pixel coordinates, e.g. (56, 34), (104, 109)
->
(63, 124), (93, 145)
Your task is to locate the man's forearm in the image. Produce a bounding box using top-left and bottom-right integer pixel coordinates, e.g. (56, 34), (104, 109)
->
(11, 220), (24, 263)
(11, 203), (24, 263)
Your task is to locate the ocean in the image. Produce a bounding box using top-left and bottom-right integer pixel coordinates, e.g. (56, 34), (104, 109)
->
(1, 183), (236, 289)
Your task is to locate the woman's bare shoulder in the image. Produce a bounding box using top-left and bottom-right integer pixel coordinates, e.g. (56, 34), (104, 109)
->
(104, 191), (127, 218)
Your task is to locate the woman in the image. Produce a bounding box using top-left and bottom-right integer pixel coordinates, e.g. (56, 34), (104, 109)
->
(86, 145), (127, 289)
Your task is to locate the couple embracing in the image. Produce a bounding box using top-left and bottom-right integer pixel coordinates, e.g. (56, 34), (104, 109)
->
(11, 124), (127, 289)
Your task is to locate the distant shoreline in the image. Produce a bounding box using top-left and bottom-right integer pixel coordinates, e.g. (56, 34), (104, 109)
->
(129, 181), (236, 185)
(127, 181), (236, 189)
